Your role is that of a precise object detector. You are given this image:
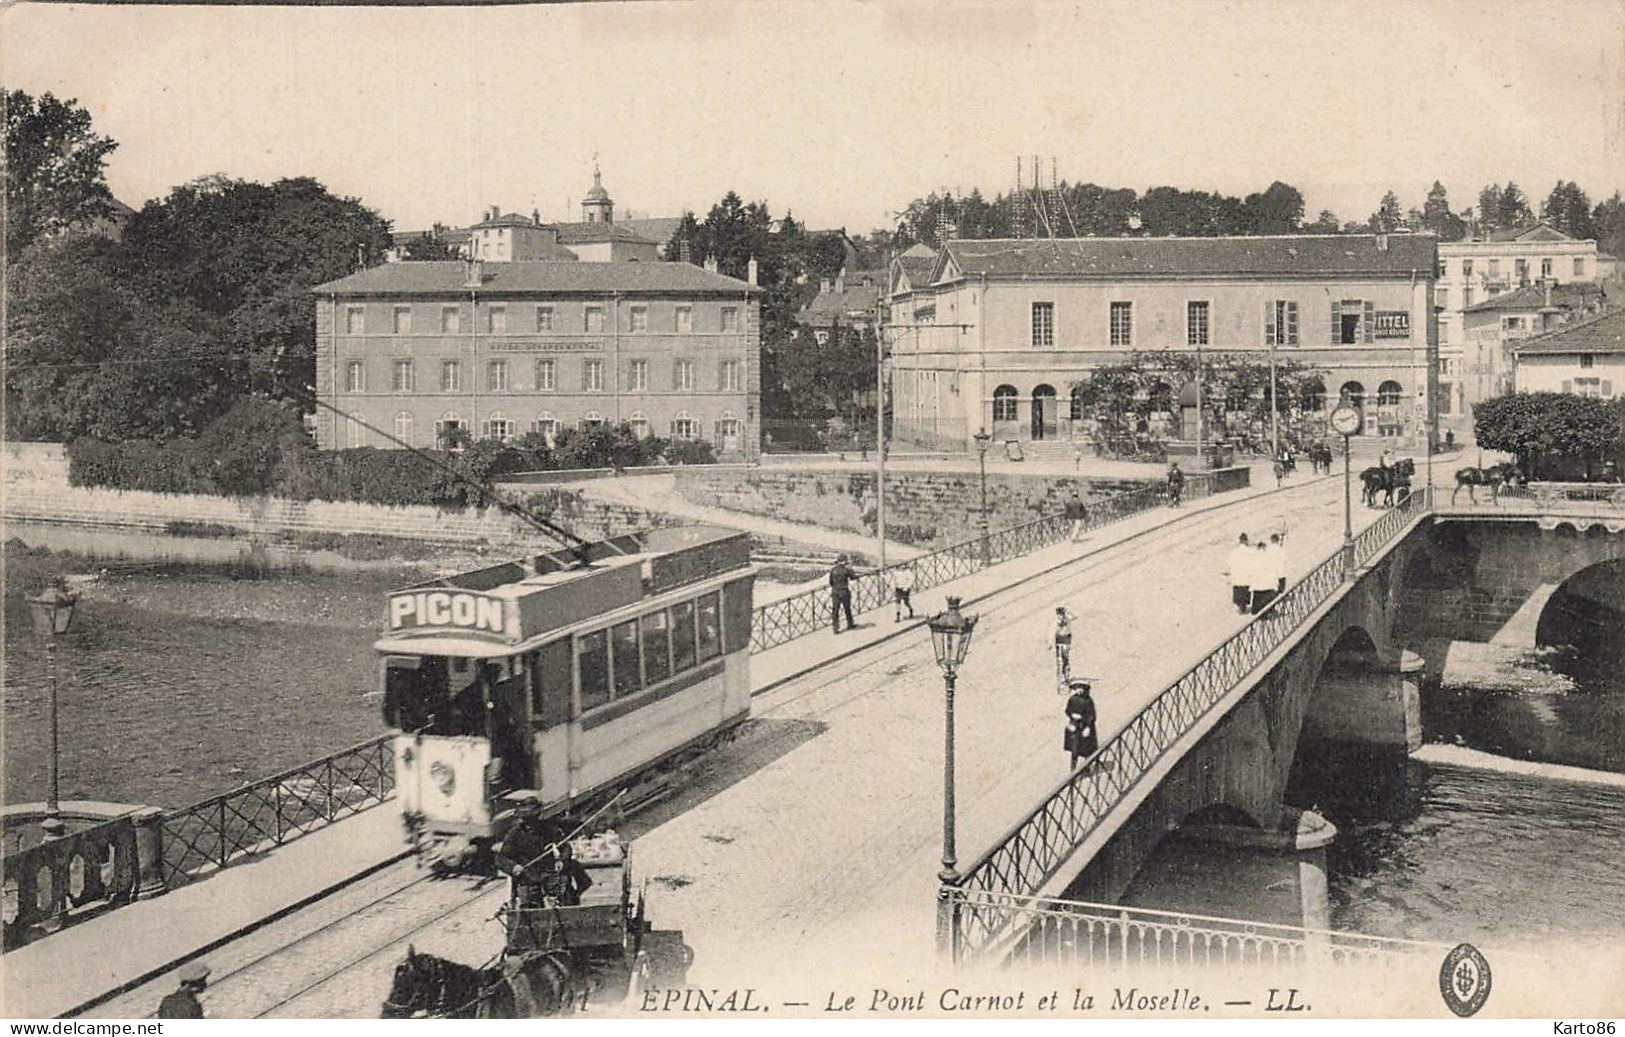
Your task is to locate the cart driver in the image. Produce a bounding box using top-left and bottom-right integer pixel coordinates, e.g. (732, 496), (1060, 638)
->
(495, 794), (591, 907)
(539, 841), (593, 908)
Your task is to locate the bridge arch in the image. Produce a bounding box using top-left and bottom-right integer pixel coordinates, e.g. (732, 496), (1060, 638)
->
(1534, 557), (1625, 659)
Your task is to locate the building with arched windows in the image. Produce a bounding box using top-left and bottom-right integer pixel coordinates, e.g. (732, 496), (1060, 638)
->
(313, 259), (761, 458)
(886, 233), (1439, 453)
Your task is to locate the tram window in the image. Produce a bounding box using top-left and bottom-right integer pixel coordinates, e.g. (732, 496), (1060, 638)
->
(578, 630), (611, 712)
(532, 640), (571, 728)
(641, 611), (672, 685)
(696, 593), (722, 662)
(611, 620), (642, 698)
(671, 600), (698, 673)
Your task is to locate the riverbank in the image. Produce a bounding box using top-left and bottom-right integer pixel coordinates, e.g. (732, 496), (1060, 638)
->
(1413, 742), (1625, 787)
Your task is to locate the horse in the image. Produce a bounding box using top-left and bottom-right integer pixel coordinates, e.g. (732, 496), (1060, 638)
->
(382, 944), (586, 1019)
(1360, 458), (1415, 507)
(1452, 463), (1523, 505)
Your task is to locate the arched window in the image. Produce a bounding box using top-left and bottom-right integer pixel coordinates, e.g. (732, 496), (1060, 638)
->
(1299, 378), (1326, 414)
(581, 410), (605, 430)
(345, 416), (365, 449)
(393, 411), (414, 446)
(1339, 381), (1366, 406)
(671, 411), (697, 440)
(718, 410), (741, 444)
(1070, 383), (1089, 421)
(627, 411), (650, 439)
(992, 384), (1019, 422)
(1377, 380), (1404, 406)
(1147, 380), (1173, 414)
(483, 411), (513, 442)
(435, 411), (464, 450)
(531, 412), (557, 443)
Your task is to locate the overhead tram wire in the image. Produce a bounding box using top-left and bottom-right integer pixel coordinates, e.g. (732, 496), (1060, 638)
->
(309, 397), (627, 566)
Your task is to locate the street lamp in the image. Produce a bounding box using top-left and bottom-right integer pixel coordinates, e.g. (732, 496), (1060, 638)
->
(28, 583), (79, 838)
(929, 596), (979, 887)
(1329, 403), (1361, 571)
(973, 430), (992, 565)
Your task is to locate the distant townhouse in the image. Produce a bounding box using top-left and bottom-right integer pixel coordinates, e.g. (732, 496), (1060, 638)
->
(1449, 281), (1611, 418)
(796, 268), (886, 343)
(1511, 308), (1625, 400)
(885, 234), (1438, 453)
(311, 259), (762, 459)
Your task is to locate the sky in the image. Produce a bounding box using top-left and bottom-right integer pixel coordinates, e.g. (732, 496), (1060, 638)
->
(4, 0), (1623, 238)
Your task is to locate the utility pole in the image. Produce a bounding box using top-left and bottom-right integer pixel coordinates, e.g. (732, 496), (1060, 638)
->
(1269, 337), (1279, 460)
(875, 253), (891, 572)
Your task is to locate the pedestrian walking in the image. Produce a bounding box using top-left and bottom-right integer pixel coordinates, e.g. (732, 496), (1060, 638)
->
(1225, 533), (1253, 614)
(1051, 607), (1074, 688)
(891, 566), (916, 621)
(1269, 531), (1288, 594)
(829, 554), (855, 634)
(1167, 461), (1185, 506)
(1249, 540), (1278, 614)
(1064, 491), (1088, 541)
(1064, 678), (1098, 769)
(158, 962), (210, 1019)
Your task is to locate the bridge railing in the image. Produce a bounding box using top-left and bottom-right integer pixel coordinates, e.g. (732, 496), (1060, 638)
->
(953, 889), (1444, 970)
(1, 815), (141, 951)
(157, 734), (395, 888)
(749, 479), (1199, 651)
(944, 488), (1433, 960)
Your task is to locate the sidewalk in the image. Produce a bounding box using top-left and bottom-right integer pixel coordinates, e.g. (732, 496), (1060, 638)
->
(5, 470), (1312, 1019)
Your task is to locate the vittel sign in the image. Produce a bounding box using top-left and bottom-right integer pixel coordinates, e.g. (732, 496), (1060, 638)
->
(389, 591), (509, 636)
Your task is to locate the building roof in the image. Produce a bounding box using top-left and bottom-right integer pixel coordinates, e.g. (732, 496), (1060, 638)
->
(618, 216), (685, 249)
(797, 271), (885, 326)
(1463, 281), (1606, 314)
(1513, 308), (1625, 356)
(930, 234), (1437, 282)
(552, 221), (661, 246)
(472, 212), (545, 229)
(896, 243), (936, 278)
(1486, 222), (1573, 243)
(313, 260), (758, 296)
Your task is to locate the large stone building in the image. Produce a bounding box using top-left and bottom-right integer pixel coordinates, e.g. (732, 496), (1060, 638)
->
(885, 234), (1438, 453)
(312, 259), (761, 458)
(1435, 223), (1601, 423)
(1449, 281), (1611, 422)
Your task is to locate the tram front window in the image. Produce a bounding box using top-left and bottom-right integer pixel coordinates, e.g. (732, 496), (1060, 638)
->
(382, 655), (483, 736)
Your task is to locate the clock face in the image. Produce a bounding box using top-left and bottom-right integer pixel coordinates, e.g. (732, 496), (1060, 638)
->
(1330, 405), (1361, 435)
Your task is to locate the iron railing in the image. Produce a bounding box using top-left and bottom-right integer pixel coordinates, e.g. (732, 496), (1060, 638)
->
(952, 890), (1444, 970)
(1452, 482), (1625, 511)
(157, 734), (394, 887)
(749, 479), (1205, 651)
(1, 815), (140, 950)
(945, 489), (1433, 959)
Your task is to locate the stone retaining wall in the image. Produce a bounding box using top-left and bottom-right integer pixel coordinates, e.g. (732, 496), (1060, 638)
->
(673, 467), (1158, 547)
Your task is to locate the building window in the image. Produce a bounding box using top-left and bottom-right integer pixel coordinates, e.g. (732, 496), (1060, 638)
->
(673, 359), (695, 391)
(440, 306), (460, 333)
(992, 384), (1019, 422)
(1573, 377), (1604, 398)
(345, 417), (365, 448)
(676, 306), (693, 334)
(1574, 257), (1586, 277)
(393, 306), (412, 335)
(536, 306), (554, 332)
(630, 306), (648, 333)
(1462, 259), (1474, 278)
(584, 359), (604, 392)
(1377, 380), (1403, 406)
(393, 411), (413, 445)
(440, 361), (461, 392)
(629, 359), (648, 392)
(483, 413), (513, 442)
(1265, 301), (1299, 346)
(1515, 259), (1529, 283)
(535, 358), (556, 391)
(581, 410), (605, 429)
(1580, 354), (1595, 369)
(719, 359), (741, 391)
(1331, 300), (1368, 344)
(1437, 288), (1449, 309)
(434, 413), (464, 449)
(1541, 257), (1554, 278)
(718, 411), (740, 444)
(392, 360), (415, 392)
(628, 412), (650, 438)
(532, 413), (557, 440)
(345, 306), (365, 335)
(1435, 259), (1446, 278)
(1186, 301), (1210, 346)
(487, 360), (508, 391)
(1109, 302), (1132, 347)
(585, 306), (605, 333)
(345, 361), (365, 392)
(1488, 258), (1501, 279)
(721, 307), (740, 333)
(672, 411), (697, 440)
(487, 305), (506, 334)
(1031, 302), (1055, 347)
(1503, 316), (1525, 331)
(1464, 286), (1475, 307)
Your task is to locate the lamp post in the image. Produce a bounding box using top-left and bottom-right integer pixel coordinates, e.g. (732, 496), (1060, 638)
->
(973, 430), (992, 565)
(28, 583), (79, 838)
(929, 597), (979, 894)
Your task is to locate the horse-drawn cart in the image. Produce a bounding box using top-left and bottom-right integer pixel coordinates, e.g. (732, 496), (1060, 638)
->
(384, 831), (652, 1018)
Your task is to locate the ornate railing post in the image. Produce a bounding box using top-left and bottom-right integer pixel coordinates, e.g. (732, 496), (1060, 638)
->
(132, 807), (167, 900)
(936, 881), (963, 963)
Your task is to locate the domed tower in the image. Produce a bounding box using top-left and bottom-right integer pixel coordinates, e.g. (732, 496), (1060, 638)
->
(581, 162), (613, 224)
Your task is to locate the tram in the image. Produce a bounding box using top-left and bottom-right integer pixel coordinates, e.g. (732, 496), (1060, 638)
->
(376, 526), (754, 867)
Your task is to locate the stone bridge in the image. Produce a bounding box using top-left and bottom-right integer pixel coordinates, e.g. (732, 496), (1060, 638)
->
(946, 497), (1625, 961)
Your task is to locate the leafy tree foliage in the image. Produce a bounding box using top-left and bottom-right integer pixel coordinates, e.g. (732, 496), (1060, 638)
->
(4, 90), (119, 259)
(399, 232), (459, 261)
(1239, 181), (1305, 234)
(1305, 209), (1342, 233)
(1367, 191), (1404, 233)
(1421, 181), (1468, 241)
(1540, 181), (1597, 241)
(1474, 392), (1621, 478)
(1593, 192), (1625, 265)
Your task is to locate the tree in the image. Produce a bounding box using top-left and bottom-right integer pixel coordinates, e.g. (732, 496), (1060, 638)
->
(1593, 192), (1625, 265)
(1367, 191), (1403, 233)
(4, 90), (119, 259)
(1305, 210), (1342, 234)
(1474, 392), (1620, 479)
(1240, 181), (1305, 235)
(1478, 182), (1533, 233)
(399, 232), (458, 261)
(1541, 181), (1596, 240)
(1420, 181), (1467, 241)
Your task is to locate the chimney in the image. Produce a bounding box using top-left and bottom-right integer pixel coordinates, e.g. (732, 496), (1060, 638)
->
(463, 259), (484, 288)
(835, 269), (845, 293)
(747, 256), (758, 286)
(488, 205), (500, 221)
(532, 209), (541, 226)
(704, 255), (718, 274)
(1545, 280), (1553, 308)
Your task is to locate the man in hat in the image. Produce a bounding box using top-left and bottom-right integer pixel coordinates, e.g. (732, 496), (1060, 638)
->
(158, 962), (209, 1018)
(495, 794), (569, 951)
(1064, 679), (1098, 769)
(829, 555), (855, 634)
(538, 840), (593, 908)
